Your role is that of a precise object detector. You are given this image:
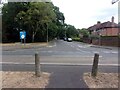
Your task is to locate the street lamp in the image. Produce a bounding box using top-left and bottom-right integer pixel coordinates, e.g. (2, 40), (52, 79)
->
(112, 0), (119, 4)
(47, 24), (48, 44)
(99, 33), (101, 45)
(64, 26), (67, 38)
(45, 23), (48, 44)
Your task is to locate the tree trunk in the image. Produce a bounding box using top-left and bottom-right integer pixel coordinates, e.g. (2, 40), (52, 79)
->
(32, 33), (35, 43)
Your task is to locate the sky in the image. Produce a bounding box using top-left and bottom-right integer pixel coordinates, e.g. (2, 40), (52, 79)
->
(51, 0), (119, 29)
(0, 0), (119, 28)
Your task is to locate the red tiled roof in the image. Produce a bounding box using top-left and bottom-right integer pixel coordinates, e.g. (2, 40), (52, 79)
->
(88, 25), (96, 31)
(99, 21), (118, 28)
(88, 21), (118, 31)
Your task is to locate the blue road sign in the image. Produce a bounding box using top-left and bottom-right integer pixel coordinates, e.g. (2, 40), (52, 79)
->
(20, 31), (26, 39)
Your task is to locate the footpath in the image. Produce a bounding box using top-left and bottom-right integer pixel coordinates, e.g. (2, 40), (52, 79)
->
(1, 42), (47, 51)
(78, 41), (118, 50)
(90, 44), (118, 50)
(2, 64), (118, 88)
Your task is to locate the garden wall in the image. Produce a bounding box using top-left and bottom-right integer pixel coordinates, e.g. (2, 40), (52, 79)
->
(91, 36), (119, 47)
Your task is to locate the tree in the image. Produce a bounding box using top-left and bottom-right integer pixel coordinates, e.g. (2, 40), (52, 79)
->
(53, 6), (65, 39)
(79, 28), (90, 38)
(2, 2), (30, 42)
(2, 2), (66, 43)
(65, 24), (78, 38)
(15, 2), (56, 42)
(53, 6), (65, 24)
(0, 14), (2, 41)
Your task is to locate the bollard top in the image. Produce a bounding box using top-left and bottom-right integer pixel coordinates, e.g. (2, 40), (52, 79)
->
(95, 53), (99, 56)
(35, 52), (39, 55)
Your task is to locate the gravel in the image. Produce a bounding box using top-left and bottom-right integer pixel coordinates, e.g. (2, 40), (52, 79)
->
(83, 72), (119, 88)
(2, 71), (50, 88)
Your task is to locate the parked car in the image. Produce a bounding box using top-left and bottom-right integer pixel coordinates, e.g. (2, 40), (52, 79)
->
(67, 38), (72, 42)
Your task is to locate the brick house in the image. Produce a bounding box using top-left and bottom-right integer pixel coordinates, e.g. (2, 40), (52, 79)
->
(88, 16), (119, 36)
(87, 17), (120, 46)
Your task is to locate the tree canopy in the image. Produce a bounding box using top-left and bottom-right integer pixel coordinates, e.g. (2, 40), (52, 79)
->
(65, 24), (78, 38)
(79, 28), (90, 38)
(15, 2), (56, 42)
(2, 2), (78, 43)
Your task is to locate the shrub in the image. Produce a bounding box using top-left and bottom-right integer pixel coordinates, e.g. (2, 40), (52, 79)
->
(72, 38), (79, 41)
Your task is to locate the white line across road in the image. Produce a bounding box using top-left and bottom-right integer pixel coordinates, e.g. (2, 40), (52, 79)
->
(103, 51), (118, 54)
(0, 62), (119, 66)
(76, 48), (91, 53)
(93, 51), (100, 54)
(43, 50), (93, 53)
(78, 45), (86, 48)
(50, 55), (102, 57)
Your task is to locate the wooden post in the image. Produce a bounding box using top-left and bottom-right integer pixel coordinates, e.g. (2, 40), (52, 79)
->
(24, 38), (26, 46)
(91, 53), (99, 77)
(21, 39), (22, 44)
(35, 53), (41, 77)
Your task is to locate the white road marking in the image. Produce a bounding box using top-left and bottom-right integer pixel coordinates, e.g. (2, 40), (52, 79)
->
(78, 45), (83, 48)
(103, 51), (118, 54)
(47, 46), (53, 47)
(111, 51), (118, 54)
(76, 48), (91, 53)
(93, 51), (100, 53)
(1, 62), (119, 66)
(78, 45), (90, 48)
(50, 55), (102, 57)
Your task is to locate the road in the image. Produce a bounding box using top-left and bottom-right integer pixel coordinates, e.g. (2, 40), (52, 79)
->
(1, 40), (119, 88)
(2, 39), (118, 65)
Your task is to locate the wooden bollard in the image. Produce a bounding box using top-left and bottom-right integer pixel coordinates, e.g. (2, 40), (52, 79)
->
(35, 53), (41, 77)
(91, 53), (99, 77)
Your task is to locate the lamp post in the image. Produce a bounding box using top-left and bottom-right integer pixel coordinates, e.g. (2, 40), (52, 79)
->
(64, 26), (67, 38)
(112, 0), (119, 4)
(46, 23), (48, 44)
(99, 33), (101, 45)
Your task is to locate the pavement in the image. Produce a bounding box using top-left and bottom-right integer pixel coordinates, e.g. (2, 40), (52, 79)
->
(2, 64), (119, 88)
(2, 42), (47, 51)
(72, 41), (118, 50)
(90, 44), (119, 50)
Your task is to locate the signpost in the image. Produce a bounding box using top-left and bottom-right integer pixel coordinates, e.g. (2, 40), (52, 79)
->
(20, 31), (26, 45)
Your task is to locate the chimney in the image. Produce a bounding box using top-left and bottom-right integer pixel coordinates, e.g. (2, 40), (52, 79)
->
(97, 21), (101, 27)
(97, 21), (101, 24)
(111, 16), (114, 23)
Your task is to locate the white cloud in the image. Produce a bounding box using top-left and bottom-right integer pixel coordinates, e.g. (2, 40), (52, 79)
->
(52, 0), (118, 29)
